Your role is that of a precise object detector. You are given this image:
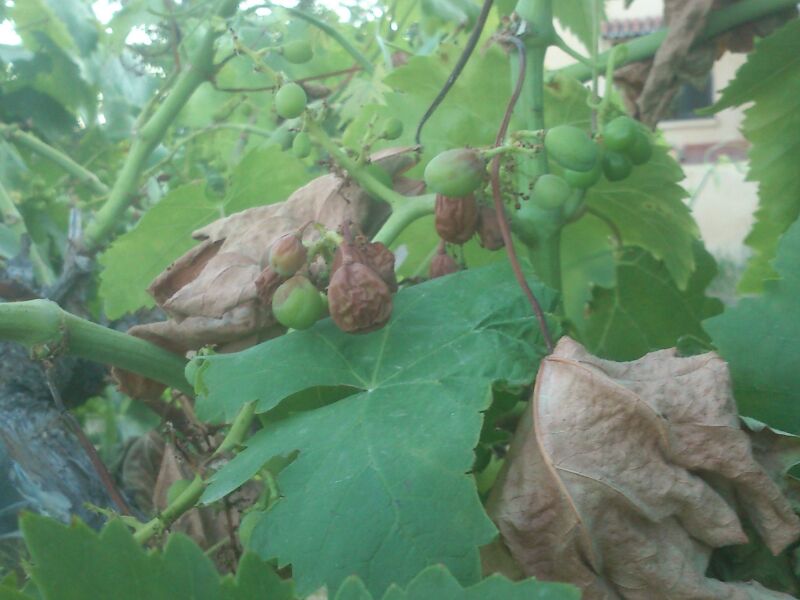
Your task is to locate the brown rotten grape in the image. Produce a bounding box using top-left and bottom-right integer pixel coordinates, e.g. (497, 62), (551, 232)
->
(476, 205), (504, 250)
(328, 243), (393, 334)
(435, 193), (479, 245)
(332, 239), (397, 292)
(269, 232), (307, 277)
(362, 242), (398, 292)
(429, 242), (460, 279)
(255, 265), (285, 307)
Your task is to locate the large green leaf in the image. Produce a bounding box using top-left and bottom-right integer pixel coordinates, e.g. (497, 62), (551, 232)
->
(334, 565), (580, 600)
(99, 145), (311, 318)
(581, 242), (721, 360)
(19, 515), (294, 600)
(586, 145), (698, 289)
(553, 2), (605, 51)
(706, 19), (800, 291)
(560, 213), (616, 331)
(345, 44), (509, 173)
(704, 219), (800, 433)
(195, 264), (558, 596)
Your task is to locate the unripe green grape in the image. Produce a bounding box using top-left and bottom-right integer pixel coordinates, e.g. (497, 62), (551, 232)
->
(531, 174), (571, 210)
(424, 148), (486, 197)
(626, 130), (653, 165)
(563, 156), (603, 189)
(275, 82), (307, 119)
(381, 117), (403, 140)
(602, 151), (633, 181)
(292, 131), (311, 158)
(544, 125), (598, 172)
(282, 40), (313, 64)
(272, 274), (326, 330)
(603, 116), (638, 152)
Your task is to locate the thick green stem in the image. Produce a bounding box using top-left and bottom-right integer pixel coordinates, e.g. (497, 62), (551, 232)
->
(133, 475), (205, 544)
(514, 0), (562, 294)
(215, 401), (256, 455)
(557, 0), (798, 82)
(372, 195), (436, 247)
(83, 0), (240, 251)
(0, 125), (109, 196)
(279, 5), (374, 74)
(0, 182), (55, 286)
(305, 120), (410, 208)
(0, 300), (192, 395)
(133, 399), (257, 544)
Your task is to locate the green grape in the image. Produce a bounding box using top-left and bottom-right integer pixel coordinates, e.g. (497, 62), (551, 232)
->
(626, 129), (653, 165)
(544, 125), (598, 172)
(424, 148), (486, 197)
(292, 131), (311, 158)
(275, 82), (307, 119)
(531, 174), (571, 209)
(381, 117), (403, 140)
(602, 151), (633, 181)
(603, 116), (638, 152)
(282, 40), (313, 64)
(272, 274), (326, 330)
(563, 154), (603, 189)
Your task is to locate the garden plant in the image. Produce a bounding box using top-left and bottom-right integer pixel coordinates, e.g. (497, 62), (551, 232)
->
(1, 0), (800, 598)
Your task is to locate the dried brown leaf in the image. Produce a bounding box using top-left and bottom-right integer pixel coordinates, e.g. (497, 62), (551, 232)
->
(116, 149), (416, 396)
(488, 337), (800, 599)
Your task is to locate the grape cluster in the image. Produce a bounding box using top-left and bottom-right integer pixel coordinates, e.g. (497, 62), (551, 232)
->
(257, 224), (398, 334)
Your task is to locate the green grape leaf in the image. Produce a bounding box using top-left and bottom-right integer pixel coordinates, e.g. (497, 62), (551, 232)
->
(334, 565), (580, 600)
(0, 590), (30, 600)
(99, 145), (311, 318)
(581, 242), (722, 360)
(19, 514), (294, 600)
(195, 264), (558, 596)
(221, 553), (295, 600)
(705, 19), (800, 291)
(560, 213), (617, 331)
(704, 219), (800, 433)
(554, 2), (605, 50)
(11, 0), (76, 55)
(586, 146), (698, 289)
(346, 44), (509, 173)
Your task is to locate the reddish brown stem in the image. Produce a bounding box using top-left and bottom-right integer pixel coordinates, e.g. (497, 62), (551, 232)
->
(491, 36), (555, 353)
(414, 0), (495, 145)
(43, 366), (135, 516)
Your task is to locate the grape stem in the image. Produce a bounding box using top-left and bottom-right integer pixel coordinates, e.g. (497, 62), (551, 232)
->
(305, 120), (436, 247)
(0, 181), (56, 286)
(0, 299), (193, 395)
(372, 195), (437, 248)
(274, 4), (374, 74)
(132, 400), (259, 544)
(491, 36), (554, 353)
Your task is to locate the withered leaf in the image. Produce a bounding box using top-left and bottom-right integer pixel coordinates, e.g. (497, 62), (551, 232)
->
(487, 337), (800, 599)
(115, 149), (416, 396)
